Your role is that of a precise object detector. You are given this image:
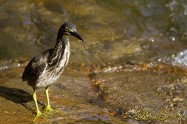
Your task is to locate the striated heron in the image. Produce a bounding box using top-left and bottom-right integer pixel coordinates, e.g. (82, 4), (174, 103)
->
(22, 22), (84, 119)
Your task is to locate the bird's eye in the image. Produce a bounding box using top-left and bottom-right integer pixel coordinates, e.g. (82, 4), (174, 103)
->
(65, 27), (69, 31)
(65, 28), (73, 32)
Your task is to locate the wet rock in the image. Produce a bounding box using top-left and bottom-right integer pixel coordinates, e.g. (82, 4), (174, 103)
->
(0, 67), (127, 124)
(1, 0), (187, 124)
(89, 64), (187, 123)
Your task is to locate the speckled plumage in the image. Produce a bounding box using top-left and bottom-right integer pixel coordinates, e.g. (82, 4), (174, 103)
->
(22, 22), (83, 90)
(22, 22), (83, 119)
(22, 22), (83, 120)
(22, 38), (70, 89)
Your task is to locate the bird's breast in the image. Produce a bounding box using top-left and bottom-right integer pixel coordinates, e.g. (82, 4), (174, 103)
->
(36, 43), (70, 88)
(52, 42), (70, 76)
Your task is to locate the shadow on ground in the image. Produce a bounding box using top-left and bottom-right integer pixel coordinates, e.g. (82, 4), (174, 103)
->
(0, 86), (33, 111)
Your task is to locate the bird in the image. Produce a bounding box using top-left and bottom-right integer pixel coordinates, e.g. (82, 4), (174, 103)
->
(22, 22), (84, 119)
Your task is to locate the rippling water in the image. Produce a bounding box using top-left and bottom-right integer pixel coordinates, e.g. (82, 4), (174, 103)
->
(0, 0), (187, 66)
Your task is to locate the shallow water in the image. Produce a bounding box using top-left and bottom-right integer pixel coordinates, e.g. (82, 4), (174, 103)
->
(0, 0), (187, 123)
(0, 0), (187, 65)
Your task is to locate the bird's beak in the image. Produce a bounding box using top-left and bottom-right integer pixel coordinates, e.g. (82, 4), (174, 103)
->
(70, 32), (84, 42)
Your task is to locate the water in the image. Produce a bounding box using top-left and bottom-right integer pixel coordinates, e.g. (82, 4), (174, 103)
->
(173, 50), (187, 67)
(0, 0), (187, 66)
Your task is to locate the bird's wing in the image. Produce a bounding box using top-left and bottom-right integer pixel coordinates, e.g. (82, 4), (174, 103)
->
(22, 49), (52, 81)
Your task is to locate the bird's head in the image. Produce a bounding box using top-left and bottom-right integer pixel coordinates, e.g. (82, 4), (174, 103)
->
(58, 22), (84, 42)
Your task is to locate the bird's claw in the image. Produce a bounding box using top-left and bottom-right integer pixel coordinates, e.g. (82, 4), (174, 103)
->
(33, 110), (43, 121)
(44, 105), (52, 112)
(44, 106), (61, 114)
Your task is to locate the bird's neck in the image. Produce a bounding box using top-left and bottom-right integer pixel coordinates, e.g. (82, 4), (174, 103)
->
(56, 32), (69, 45)
(48, 34), (70, 67)
(54, 34), (70, 55)
(56, 30), (64, 41)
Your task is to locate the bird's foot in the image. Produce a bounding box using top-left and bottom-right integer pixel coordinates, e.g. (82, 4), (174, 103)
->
(44, 105), (60, 114)
(44, 105), (53, 112)
(33, 110), (43, 121)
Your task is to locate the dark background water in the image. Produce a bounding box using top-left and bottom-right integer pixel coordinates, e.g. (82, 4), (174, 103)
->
(0, 0), (187, 65)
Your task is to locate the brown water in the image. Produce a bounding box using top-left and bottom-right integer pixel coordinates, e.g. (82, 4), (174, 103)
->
(0, 0), (187, 123)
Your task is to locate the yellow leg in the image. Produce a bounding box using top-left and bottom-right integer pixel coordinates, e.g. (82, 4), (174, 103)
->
(45, 87), (52, 112)
(33, 90), (42, 121)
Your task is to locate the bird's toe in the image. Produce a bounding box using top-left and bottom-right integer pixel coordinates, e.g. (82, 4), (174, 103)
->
(33, 110), (43, 121)
(44, 106), (61, 115)
(44, 105), (52, 112)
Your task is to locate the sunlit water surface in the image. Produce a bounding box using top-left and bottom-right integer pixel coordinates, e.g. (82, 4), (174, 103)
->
(0, 0), (187, 66)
